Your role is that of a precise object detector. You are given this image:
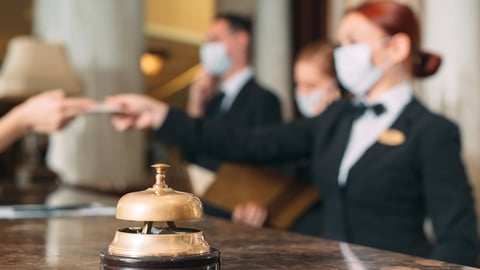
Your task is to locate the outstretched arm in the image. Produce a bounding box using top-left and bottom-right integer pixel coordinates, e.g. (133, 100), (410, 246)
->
(0, 89), (94, 152)
(106, 93), (317, 164)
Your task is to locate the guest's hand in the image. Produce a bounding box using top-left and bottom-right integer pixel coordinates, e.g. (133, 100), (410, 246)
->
(232, 202), (268, 228)
(14, 89), (95, 133)
(104, 93), (169, 131)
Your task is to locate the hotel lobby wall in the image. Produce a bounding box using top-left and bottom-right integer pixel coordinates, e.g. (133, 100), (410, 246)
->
(144, 0), (215, 45)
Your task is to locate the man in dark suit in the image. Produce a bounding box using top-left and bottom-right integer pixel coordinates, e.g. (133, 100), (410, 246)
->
(185, 13), (282, 171)
(182, 13), (282, 219)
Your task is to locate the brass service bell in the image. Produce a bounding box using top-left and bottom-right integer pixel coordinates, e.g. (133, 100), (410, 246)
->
(100, 164), (221, 269)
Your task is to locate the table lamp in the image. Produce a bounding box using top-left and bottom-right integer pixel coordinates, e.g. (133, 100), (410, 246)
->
(0, 35), (82, 98)
(0, 36), (82, 187)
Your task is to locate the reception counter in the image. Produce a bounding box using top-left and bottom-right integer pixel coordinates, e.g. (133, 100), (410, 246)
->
(0, 215), (477, 269)
(0, 177), (477, 269)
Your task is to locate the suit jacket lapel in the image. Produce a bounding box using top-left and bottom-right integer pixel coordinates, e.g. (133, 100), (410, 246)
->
(223, 78), (254, 118)
(347, 98), (424, 180)
(311, 100), (355, 191)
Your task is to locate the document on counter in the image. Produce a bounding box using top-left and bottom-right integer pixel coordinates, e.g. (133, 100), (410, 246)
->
(0, 203), (116, 219)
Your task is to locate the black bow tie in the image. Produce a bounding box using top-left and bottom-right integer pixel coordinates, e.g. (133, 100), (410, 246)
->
(351, 102), (386, 119)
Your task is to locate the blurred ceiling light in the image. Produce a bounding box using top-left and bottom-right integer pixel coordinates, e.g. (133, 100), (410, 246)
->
(141, 52), (164, 76)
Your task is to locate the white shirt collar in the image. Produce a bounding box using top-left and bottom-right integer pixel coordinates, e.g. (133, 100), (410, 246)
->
(370, 81), (413, 115)
(218, 67), (253, 111)
(353, 81), (413, 115)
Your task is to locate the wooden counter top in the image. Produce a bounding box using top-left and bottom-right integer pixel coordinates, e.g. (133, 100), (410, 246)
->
(0, 216), (477, 269)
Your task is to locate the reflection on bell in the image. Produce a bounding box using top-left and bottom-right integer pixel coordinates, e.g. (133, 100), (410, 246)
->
(99, 164), (221, 269)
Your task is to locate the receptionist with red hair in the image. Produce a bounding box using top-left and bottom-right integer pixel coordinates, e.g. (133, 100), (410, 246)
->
(106, 1), (478, 266)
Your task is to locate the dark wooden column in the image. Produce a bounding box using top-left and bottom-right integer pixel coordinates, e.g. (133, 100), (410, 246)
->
(290, 0), (329, 118)
(290, 0), (328, 58)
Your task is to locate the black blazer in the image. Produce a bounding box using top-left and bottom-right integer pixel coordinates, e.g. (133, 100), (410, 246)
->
(186, 78), (282, 171)
(158, 98), (478, 266)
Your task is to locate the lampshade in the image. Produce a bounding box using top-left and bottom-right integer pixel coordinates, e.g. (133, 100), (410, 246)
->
(0, 36), (82, 98)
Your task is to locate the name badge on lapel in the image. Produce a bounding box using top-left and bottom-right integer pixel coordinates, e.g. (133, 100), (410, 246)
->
(378, 129), (405, 146)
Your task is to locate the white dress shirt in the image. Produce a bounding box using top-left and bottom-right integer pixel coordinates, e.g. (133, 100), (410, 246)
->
(337, 82), (413, 186)
(218, 67), (253, 112)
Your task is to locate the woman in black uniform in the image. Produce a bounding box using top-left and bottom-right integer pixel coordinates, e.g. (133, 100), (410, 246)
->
(106, 1), (478, 266)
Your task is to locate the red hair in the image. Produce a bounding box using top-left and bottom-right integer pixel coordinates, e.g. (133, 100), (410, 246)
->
(296, 40), (336, 78)
(349, 1), (441, 78)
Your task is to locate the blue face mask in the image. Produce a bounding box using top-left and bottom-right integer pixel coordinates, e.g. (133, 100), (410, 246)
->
(333, 43), (383, 97)
(295, 82), (336, 118)
(295, 90), (325, 118)
(199, 42), (233, 76)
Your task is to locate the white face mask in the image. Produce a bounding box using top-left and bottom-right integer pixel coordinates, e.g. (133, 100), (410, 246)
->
(295, 82), (336, 118)
(295, 90), (325, 118)
(200, 42), (233, 76)
(333, 43), (383, 97)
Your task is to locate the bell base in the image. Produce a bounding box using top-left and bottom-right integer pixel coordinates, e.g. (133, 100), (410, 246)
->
(99, 248), (221, 270)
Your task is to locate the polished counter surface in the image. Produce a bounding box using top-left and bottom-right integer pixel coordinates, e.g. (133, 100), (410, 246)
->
(0, 178), (477, 269)
(0, 216), (477, 269)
